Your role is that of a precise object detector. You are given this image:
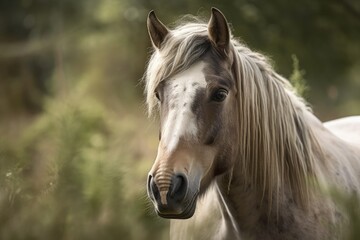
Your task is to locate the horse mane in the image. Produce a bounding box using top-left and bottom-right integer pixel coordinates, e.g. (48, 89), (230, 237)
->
(145, 19), (322, 208)
(231, 42), (321, 208)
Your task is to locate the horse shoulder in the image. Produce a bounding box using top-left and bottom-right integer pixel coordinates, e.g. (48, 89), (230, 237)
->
(318, 116), (360, 196)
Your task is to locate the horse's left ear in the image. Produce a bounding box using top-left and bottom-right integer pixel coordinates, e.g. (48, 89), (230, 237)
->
(147, 10), (169, 49)
(208, 8), (230, 53)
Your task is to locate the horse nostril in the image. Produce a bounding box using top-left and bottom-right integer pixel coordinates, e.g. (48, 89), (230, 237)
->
(147, 174), (159, 200)
(170, 173), (188, 201)
(170, 175), (183, 196)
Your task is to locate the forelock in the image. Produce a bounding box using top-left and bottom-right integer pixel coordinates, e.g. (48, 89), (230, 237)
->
(145, 21), (211, 116)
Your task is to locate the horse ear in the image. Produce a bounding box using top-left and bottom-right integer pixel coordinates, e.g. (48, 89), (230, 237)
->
(147, 10), (169, 49)
(208, 8), (230, 52)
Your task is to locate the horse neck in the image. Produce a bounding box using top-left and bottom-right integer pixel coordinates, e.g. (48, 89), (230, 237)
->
(211, 45), (343, 238)
(214, 109), (331, 236)
(215, 160), (267, 235)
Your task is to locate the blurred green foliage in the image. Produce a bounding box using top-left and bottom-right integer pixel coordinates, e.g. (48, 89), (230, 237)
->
(0, 93), (167, 239)
(290, 55), (308, 97)
(0, 0), (359, 239)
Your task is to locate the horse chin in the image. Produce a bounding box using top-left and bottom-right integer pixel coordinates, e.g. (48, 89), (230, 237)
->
(156, 193), (198, 219)
(157, 202), (196, 219)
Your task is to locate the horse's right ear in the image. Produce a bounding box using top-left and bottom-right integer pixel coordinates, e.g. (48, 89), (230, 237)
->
(147, 10), (169, 49)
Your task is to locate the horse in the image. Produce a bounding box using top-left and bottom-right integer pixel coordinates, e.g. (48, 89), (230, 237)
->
(144, 8), (360, 240)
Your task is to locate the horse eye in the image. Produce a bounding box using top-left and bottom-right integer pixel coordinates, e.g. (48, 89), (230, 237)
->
(155, 91), (161, 101)
(211, 88), (228, 102)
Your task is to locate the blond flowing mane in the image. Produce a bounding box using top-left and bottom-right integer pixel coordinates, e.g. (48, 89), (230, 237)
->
(145, 20), (322, 207)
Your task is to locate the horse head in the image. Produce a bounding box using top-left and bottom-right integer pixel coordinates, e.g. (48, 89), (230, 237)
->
(146, 8), (239, 219)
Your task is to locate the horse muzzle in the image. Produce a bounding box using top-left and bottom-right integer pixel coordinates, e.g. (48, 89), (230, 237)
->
(147, 172), (198, 219)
